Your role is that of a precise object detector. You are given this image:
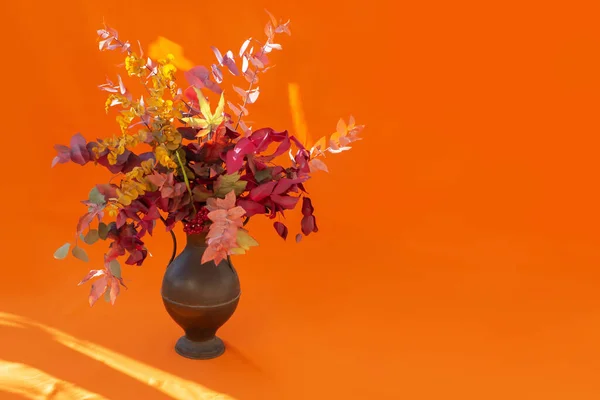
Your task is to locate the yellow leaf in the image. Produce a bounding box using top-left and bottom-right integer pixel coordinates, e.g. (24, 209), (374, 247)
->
(214, 92), (225, 120)
(181, 117), (208, 129)
(196, 88), (212, 120)
(236, 229), (259, 251)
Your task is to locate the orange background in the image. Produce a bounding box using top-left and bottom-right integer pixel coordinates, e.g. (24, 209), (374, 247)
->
(2, 0), (600, 399)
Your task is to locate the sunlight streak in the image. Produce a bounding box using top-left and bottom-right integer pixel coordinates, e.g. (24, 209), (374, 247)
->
(0, 360), (107, 400)
(0, 313), (236, 400)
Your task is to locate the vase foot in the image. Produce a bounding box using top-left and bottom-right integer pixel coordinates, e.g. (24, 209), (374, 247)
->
(175, 336), (225, 360)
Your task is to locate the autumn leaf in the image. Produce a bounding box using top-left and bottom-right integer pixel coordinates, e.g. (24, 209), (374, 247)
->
(214, 173), (247, 198)
(230, 229), (259, 254)
(309, 158), (328, 173)
(181, 87), (225, 138)
(274, 222), (288, 240)
(54, 243), (71, 260)
(72, 246), (89, 262)
(203, 191), (247, 265)
(84, 229), (100, 245)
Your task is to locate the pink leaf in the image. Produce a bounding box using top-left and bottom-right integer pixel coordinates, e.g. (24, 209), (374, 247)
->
(88, 276), (108, 307)
(249, 181), (277, 202)
(109, 277), (120, 305)
(250, 56), (264, 69)
(295, 233), (303, 243)
(211, 64), (223, 83)
(78, 270), (105, 286)
(274, 222), (288, 240)
(247, 88), (260, 104)
(264, 21), (274, 38)
(239, 38), (252, 57)
(211, 46), (223, 65)
(232, 85), (248, 101)
(242, 56), (249, 73)
(309, 158), (329, 173)
(227, 101), (242, 117)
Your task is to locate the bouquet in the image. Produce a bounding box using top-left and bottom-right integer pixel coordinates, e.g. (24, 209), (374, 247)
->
(52, 11), (365, 306)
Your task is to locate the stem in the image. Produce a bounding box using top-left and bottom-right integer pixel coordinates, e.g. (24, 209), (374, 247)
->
(159, 215), (177, 268)
(175, 151), (197, 214)
(233, 46), (267, 131)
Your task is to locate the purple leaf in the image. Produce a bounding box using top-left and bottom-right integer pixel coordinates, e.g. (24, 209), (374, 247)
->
(273, 222), (288, 240)
(185, 66), (222, 95)
(69, 133), (91, 165)
(249, 181), (277, 202)
(223, 53), (240, 76)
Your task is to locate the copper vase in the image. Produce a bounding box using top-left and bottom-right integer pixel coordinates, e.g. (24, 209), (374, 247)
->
(161, 233), (241, 359)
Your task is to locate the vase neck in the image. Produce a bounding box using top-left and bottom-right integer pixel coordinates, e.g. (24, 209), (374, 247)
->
(186, 233), (208, 248)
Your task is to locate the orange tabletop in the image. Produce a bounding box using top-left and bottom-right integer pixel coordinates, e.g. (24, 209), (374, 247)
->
(2, 0), (600, 399)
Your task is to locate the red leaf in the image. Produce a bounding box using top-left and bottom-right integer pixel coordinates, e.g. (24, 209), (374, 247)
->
(237, 199), (266, 217)
(249, 181), (277, 202)
(301, 215), (318, 236)
(270, 194), (300, 210)
(226, 137), (256, 174)
(273, 222), (288, 240)
(272, 177), (307, 195)
(302, 197), (314, 216)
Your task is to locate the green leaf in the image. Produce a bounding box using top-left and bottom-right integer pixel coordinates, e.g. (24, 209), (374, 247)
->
(84, 229), (100, 245)
(72, 246), (89, 262)
(108, 259), (121, 278)
(98, 222), (109, 240)
(193, 186), (213, 202)
(214, 173), (247, 197)
(255, 168), (272, 183)
(104, 286), (112, 302)
(89, 186), (106, 206)
(54, 243), (71, 260)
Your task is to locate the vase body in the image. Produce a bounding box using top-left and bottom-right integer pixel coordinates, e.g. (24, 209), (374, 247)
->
(161, 233), (241, 359)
